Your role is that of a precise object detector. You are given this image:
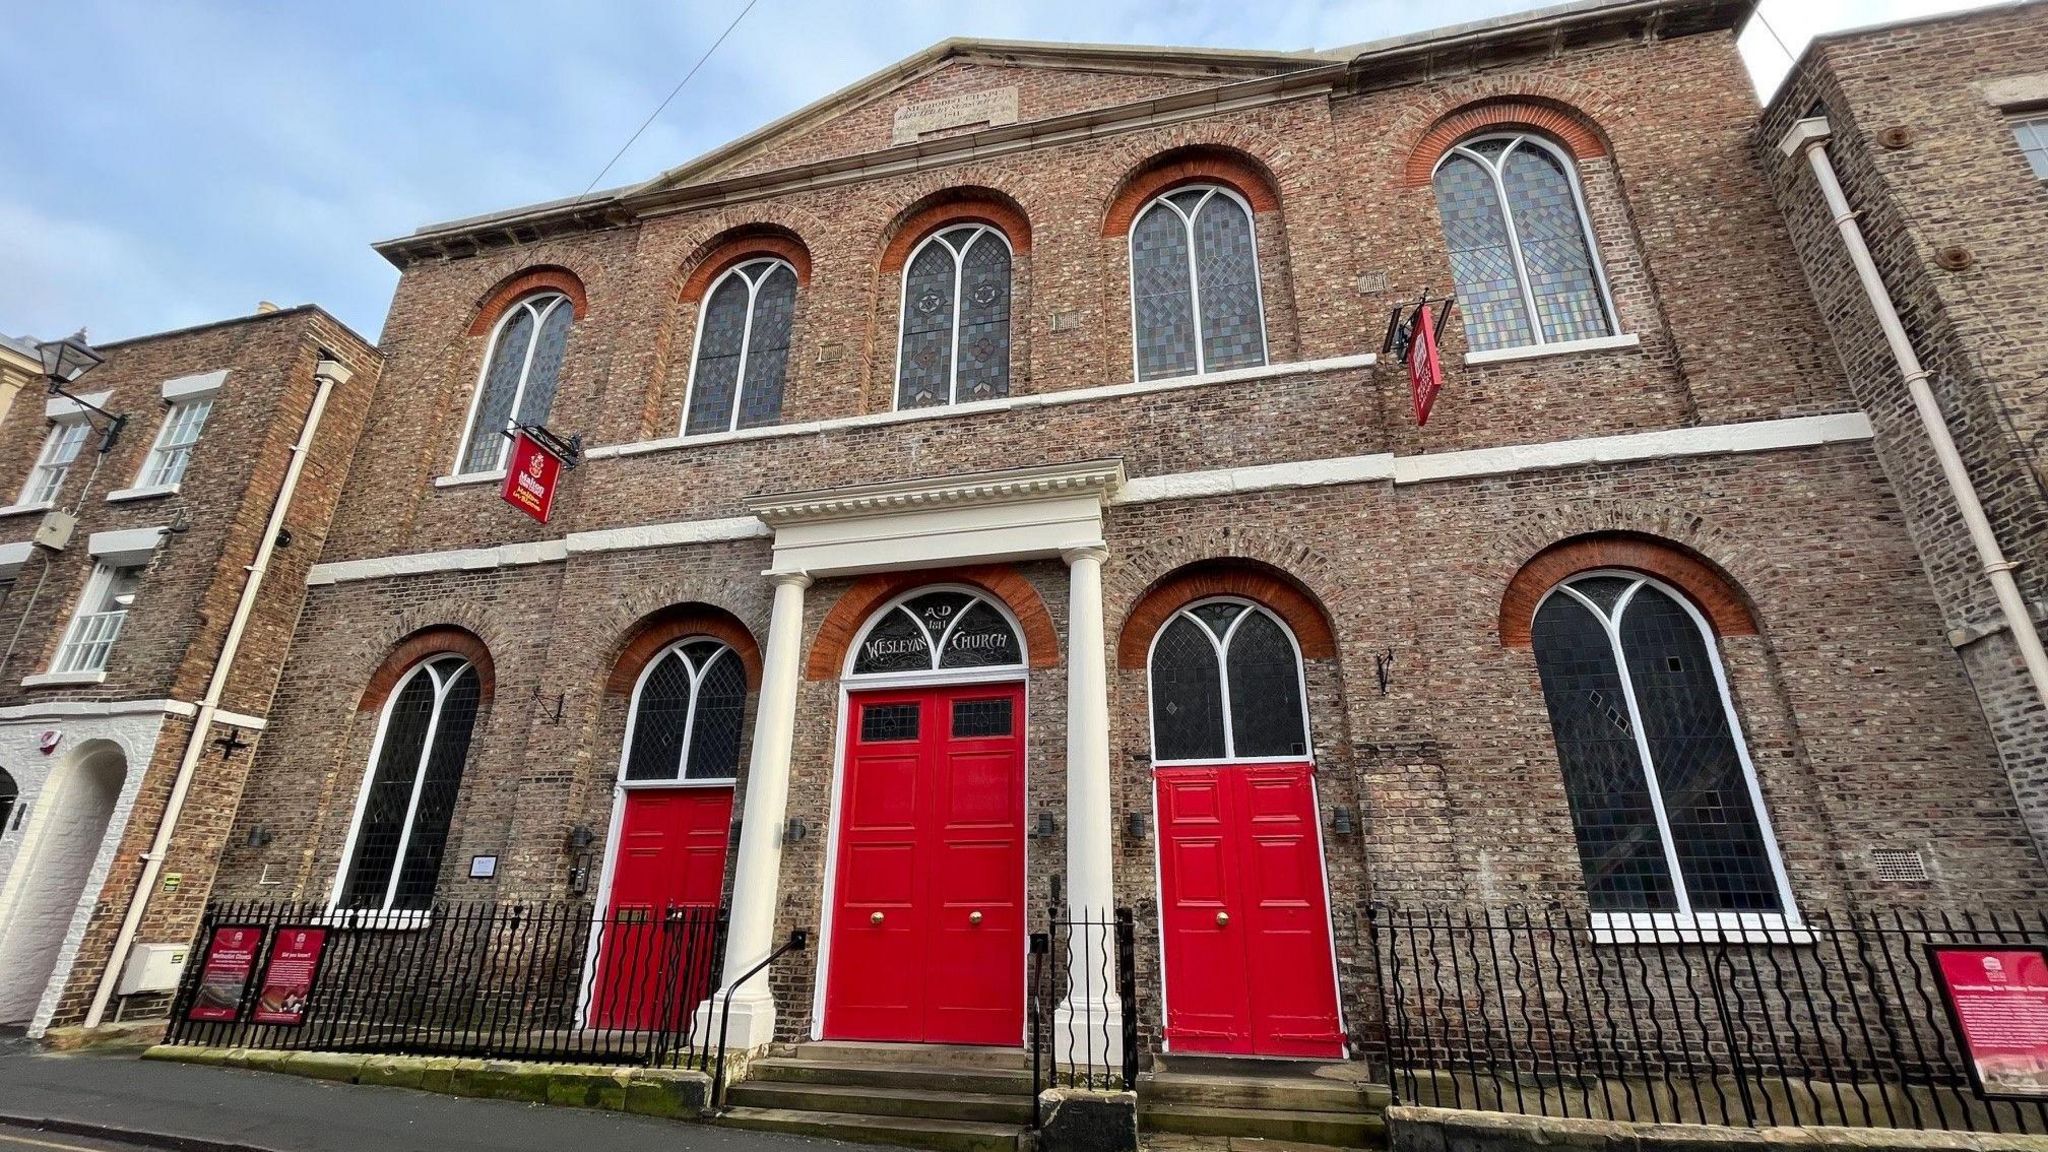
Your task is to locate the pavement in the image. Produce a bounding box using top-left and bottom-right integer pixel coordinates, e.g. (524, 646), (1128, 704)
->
(0, 1032), (839, 1152)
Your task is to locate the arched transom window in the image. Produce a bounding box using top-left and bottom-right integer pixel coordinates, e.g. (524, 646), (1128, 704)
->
(339, 655), (483, 912)
(623, 640), (748, 783)
(458, 292), (573, 476)
(1432, 134), (1615, 354)
(1129, 186), (1267, 382)
(685, 258), (799, 435)
(850, 589), (1024, 676)
(896, 225), (1012, 409)
(1149, 598), (1308, 762)
(1530, 573), (1792, 917)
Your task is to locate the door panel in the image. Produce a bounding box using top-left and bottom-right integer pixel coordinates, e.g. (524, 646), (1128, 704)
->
(592, 787), (732, 1030)
(1157, 769), (1253, 1051)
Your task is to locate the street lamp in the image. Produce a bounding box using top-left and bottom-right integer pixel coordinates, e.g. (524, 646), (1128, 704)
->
(38, 329), (125, 453)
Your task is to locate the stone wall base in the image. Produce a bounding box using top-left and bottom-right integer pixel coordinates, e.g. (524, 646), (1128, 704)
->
(1039, 1087), (1138, 1152)
(1386, 1105), (2048, 1152)
(40, 1021), (166, 1052)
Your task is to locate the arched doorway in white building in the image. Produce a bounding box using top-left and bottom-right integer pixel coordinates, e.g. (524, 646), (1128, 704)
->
(0, 741), (127, 1024)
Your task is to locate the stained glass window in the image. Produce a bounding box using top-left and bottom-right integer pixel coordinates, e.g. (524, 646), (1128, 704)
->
(895, 225), (1011, 408)
(1130, 187), (1268, 381)
(686, 259), (798, 434)
(1148, 599), (1307, 762)
(459, 293), (573, 475)
(340, 656), (482, 911)
(849, 589), (1023, 675)
(623, 640), (748, 782)
(1432, 134), (1615, 354)
(1529, 573), (1789, 916)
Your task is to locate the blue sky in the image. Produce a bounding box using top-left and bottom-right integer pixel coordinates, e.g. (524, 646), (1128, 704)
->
(0, 0), (1978, 344)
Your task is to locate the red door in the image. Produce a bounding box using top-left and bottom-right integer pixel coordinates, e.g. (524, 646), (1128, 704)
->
(826, 685), (1026, 1045)
(591, 787), (732, 1029)
(1157, 762), (1343, 1057)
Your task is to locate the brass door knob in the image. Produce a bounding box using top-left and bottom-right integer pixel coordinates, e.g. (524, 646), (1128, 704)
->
(871, 911), (885, 925)
(969, 911), (983, 925)
(1216, 911), (1230, 927)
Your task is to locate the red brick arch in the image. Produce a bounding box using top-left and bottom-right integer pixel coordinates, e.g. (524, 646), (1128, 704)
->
(605, 605), (764, 694)
(1116, 561), (1336, 671)
(805, 565), (1059, 681)
(879, 191), (1032, 274)
(468, 266), (589, 336)
(1101, 147), (1282, 237)
(357, 626), (496, 714)
(1498, 534), (1758, 648)
(1401, 99), (1609, 188)
(677, 231), (814, 306)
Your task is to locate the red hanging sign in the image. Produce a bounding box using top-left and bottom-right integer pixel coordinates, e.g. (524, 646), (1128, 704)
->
(187, 925), (264, 1022)
(499, 430), (564, 523)
(1930, 945), (2048, 1099)
(1408, 301), (1445, 427)
(251, 926), (330, 1026)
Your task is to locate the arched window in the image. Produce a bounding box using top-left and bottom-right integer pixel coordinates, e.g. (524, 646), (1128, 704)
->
(338, 655), (483, 912)
(849, 588), (1024, 676)
(1148, 598), (1307, 762)
(1432, 134), (1615, 354)
(684, 259), (799, 435)
(1129, 186), (1267, 382)
(457, 293), (573, 475)
(896, 225), (1012, 409)
(623, 640), (747, 782)
(1530, 573), (1792, 917)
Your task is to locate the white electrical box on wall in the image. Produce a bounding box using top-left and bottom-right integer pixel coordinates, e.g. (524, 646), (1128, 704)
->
(116, 942), (188, 994)
(33, 509), (76, 552)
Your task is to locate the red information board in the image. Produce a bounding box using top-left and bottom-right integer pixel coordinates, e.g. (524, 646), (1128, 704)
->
(187, 925), (264, 1022)
(1930, 945), (2048, 1099)
(1408, 302), (1445, 427)
(251, 926), (329, 1026)
(499, 430), (563, 523)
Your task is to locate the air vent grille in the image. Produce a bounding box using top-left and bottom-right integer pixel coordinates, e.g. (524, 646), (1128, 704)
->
(1872, 847), (1930, 883)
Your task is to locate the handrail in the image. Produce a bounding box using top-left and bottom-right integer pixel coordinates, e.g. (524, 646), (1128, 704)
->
(712, 928), (808, 1110)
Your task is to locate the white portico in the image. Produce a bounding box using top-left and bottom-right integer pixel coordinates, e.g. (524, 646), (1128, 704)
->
(695, 459), (1126, 1053)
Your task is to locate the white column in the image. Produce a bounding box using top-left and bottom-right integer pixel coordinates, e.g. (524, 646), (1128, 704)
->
(1056, 545), (1122, 1067)
(695, 570), (809, 1051)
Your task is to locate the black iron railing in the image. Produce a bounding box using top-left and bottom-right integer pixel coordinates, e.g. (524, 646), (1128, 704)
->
(165, 899), (727, 1069)
(1030, 899), (1138, 1109)
(1367, 904), (2048, 1134)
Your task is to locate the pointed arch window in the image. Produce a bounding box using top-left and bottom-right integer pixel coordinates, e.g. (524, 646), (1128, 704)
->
(338, 656), (483, 912)
(849, 589), (1024, 676)
(457, 293), (573, 475)
(1148, 598), (1308, 763)
(685, 259), (799, 434)
(896, 225), (1012, 409)
(1530, 573), (1794, 919)
(623, 640), (748, 782)
(1129, 186), (1267, 382)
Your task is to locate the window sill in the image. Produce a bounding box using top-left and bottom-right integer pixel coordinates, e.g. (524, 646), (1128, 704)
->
(1464, 333), (1642, 366)
(0, 501), (54, 519)
(22, 670), (109, 688)
(107, 483), (179, 504)
(1591, 911), (1812, 945)
(434, 470), (505, 489)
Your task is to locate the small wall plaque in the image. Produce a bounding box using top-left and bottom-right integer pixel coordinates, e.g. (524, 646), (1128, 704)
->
(469, 855), (498, 879)
(891, 87), (1019, 144)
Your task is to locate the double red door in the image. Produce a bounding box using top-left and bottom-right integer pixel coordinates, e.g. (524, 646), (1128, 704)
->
(826, 684), (1026, 1045)
(591, 787), (732, 1030)
(1156, 762), (1343, 1057)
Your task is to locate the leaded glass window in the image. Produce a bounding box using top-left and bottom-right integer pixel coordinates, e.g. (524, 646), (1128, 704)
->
(1129, 186), (1267, 381)
(849, 589), (1023, 675)
(895, 225), (1011, 408)
(1149, 598), (1307, 762)
(623, 640), (747, 782)
(1432, 134), (1615, 354)
(685, 259), (798, 434)
(458, 292), (574, 475)
(2013, 116), (2048, 180)
(1529, 573), (1791, 916)
(340, 656), (483, 912)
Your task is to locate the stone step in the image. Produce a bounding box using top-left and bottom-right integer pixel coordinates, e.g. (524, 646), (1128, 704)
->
(1140, 1069), (1391, 1113)
(726, 1079), (1035, 1125)
(1140, 1101), (1388, 1146)
(748, 1056), (1036, 1096)
(791, 1040), (1029, 1070)
(718, 1106), (1025, 1152)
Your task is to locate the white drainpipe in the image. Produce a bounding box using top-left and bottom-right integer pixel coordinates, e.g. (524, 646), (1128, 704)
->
(83, 356), (354, 1029)
(1778, 117), (2048, 716)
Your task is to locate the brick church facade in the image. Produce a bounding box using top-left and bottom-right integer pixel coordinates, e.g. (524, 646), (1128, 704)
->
(127, 0), (2043, 1095)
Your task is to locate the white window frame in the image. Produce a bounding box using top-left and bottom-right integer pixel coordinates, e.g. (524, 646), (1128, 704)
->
(21, 419), (91, 507)
(617, 638), (745, 787)
(329, 656), (477, 917)
(452, 292), (572, 477)
(1534, 570), (1802, 942)
(2013, 115), (2048, 180)
(681, 259), (799, 435)
(136, 396), (214, 489)
(1126, 184), (1270, 383)
(51, 562), (142, 675)
(891, 224), (1014, 410)
(1146, 596), (1311, 767)
(1431, 132), (1619, 353)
